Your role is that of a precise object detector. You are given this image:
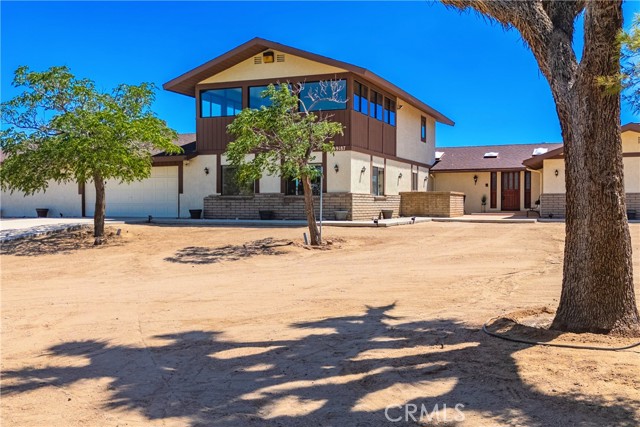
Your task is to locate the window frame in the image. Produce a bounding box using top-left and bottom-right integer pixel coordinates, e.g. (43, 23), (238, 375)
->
(248, 85), (272, 110)
(200, 87), (243, 118)
(284, 164), (323, 196)
(220, 165), (255, 196)
(384, 97), (396, 126)
(371, 166), (385, 196)
(353, 80), (369, 115)
(420, 116), (427, 142)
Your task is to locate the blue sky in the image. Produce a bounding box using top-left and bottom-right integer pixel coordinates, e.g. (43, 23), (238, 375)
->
(2, 1), (639, 147)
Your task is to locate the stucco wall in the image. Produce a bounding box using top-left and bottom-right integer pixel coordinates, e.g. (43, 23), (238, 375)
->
(326, 151), (351, 193)
(542, 159), (566, 193)
(432, 171), (495, 213)
(351, 151), (372, 194)
(624, 157), (640, 193)
(396, 101), (435, 165)
(1, 181), (82, 218)
(180, 155), (217, 217)
(622, 130), (640, 153)
(199, 50), (346, 84)
(384, 159), (412, 195)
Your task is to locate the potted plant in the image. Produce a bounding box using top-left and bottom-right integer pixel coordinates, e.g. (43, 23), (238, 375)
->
(481, 195), (487, 213)
(35, 208), (49, 218)
(334, 210), (348, 221)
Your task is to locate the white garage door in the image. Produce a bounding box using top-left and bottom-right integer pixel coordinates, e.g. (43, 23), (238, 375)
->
(86, 166), (179, 218)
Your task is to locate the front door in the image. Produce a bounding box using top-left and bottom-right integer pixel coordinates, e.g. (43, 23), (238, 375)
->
(501, 171), (520, 211)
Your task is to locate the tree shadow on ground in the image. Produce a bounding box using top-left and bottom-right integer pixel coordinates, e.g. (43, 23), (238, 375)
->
(2, 304), (637, 426)
(0, 228), (123, 256)
(164, 238), (293, 264)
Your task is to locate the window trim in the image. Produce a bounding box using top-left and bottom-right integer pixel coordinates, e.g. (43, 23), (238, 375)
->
(420, 116), (427, 142)
(371, 166), (385, 196)
(220, 165), (255, 196)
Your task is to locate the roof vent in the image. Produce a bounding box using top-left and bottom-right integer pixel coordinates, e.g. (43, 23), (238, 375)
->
(483, 152), (499, 158)
(435, 151), (444, 161)
(532, 147), (548, 156)
(254, 56), (262, 65)
(276, 54), (285, 62)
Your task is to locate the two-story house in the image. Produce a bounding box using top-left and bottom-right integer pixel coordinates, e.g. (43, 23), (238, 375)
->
(0, 38), (453, 220)
(162, 37), (454, 220)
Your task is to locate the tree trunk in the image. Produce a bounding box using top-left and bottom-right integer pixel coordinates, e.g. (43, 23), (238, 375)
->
(93, 173), (106, 245)
(549, 2), (639, 335)
(301, 174), (321, 245)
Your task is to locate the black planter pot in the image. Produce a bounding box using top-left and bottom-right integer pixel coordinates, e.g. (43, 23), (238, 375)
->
(259, 210), (275, 220)
(189, 209), (202, 219)
(36, 208), (49, 218)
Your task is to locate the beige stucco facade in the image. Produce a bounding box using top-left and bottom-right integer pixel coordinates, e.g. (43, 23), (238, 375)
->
(396, 101), (436, 166)
(199, 50), (346, 85)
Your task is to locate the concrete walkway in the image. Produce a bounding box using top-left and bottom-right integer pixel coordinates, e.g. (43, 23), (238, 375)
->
(151, 217), (433, 228)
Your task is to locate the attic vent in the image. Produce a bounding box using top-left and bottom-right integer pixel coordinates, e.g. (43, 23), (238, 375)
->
(276, 54), (285, 62)
(483, 152), (499, 158)
(532, 147), (548, 156)
(435, 151), (444, 161)
(254, 56), (262, 65)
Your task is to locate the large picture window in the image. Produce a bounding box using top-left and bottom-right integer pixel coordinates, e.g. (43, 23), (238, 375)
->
(249, 85), (272, 109)
(353, 81), (369, 115)
(299, 81), (347, 112)
(201, 88), (242, 118)
(371, 166), (384, 196)
(369, 90), (383, 121)
(221, 166), (254, 196)
(285, 165), (322, 196)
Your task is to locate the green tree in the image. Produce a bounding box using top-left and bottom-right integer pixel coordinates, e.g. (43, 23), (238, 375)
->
(620, 14), (640, 112)
(1, 66), (181, 244)
(441, 0), (639, 335)
(226, 83), (344, 246)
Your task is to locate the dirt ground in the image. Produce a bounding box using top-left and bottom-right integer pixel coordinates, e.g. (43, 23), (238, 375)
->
(1, 222), (639, 426)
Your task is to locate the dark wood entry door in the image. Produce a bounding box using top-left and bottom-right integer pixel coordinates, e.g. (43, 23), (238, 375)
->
(501, 172), (520, 211)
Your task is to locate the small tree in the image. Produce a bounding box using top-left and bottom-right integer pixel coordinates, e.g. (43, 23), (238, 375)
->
(0, 66), (181, 244)
(226, 83), (344, 246)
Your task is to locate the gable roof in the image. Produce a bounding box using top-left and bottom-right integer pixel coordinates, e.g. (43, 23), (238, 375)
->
(431, 143), (563, 172)
(163, 37), (454, 126)
(622, 122), (640, 133)
(152, 133), (198, 162)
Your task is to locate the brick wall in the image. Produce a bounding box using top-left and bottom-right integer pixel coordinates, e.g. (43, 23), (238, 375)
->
(541, 192), (640, 219)
(399, 191), (465, 217)
(203, 192), (401, 221)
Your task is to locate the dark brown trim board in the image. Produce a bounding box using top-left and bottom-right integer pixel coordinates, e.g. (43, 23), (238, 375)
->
(216, 154), (222, 194)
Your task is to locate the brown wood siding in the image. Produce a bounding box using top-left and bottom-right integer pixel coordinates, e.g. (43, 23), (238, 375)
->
(383, 124), (396, 156)
(350, 110), (369, 149)
(368, 119), (383, 153)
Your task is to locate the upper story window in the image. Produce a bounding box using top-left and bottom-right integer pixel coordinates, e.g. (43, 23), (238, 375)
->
(299, 80), (347, 112)
(384, 98), (396, 126)
(201, 88), (242, 118)
(421, 116), (427, 142)
(249, 85), (272, 109)
(353, 81), (369, 115)
(370, 90), (383, 121)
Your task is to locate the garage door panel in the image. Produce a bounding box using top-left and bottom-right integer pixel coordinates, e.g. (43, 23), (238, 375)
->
(86, 166), (178, 217)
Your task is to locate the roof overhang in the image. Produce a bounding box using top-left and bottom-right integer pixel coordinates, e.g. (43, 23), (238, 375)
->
(622, 123), (640, 133)
(163, 37), (454, 126)
(522, 146), (564, 170)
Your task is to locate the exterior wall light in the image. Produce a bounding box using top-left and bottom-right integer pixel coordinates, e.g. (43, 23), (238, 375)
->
(334, 164), (339, 173)
(398, 173), (403, 179)
(263, 51), (275, 63)
(361, 166), (366, 173)
(473, 174), (478, 185)
(204, 167), (210, 175)
(555, 169), (559, 177)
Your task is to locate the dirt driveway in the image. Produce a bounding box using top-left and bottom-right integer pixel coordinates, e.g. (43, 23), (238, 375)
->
(2, 222), (639, 426)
